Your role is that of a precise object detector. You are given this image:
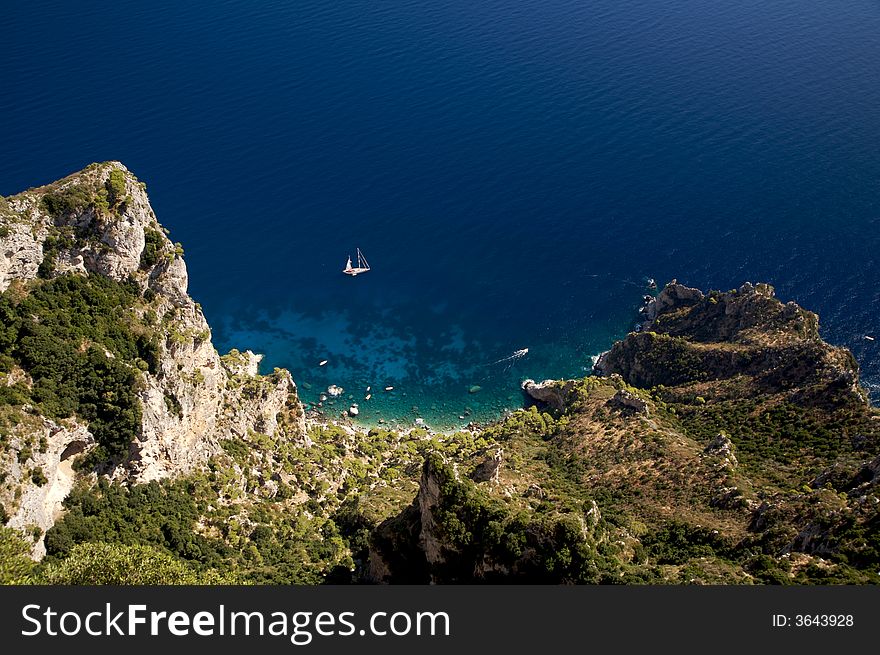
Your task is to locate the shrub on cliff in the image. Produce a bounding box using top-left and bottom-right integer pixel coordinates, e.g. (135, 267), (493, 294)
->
(0, 273), (160, 461)
(40, 184), (93, 218)
(43, 478), (224, 566)
(140, 228), (164, 268)
(423, 454), (613, 583)
(106, 170), (127, 209)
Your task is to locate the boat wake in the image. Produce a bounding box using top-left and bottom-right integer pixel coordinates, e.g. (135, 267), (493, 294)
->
(484, 348), (529, 370)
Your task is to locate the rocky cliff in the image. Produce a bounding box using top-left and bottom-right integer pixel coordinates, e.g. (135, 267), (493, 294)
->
(0, 163), (305, 556)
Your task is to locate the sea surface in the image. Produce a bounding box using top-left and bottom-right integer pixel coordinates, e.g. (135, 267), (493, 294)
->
(3, 0), (879, 427)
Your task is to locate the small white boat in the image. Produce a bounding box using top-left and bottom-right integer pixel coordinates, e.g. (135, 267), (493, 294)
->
(866, 335), (876, 341)
(343, 248), (371, 276)
(318, 359), (328, 366)
(384, 386), (394, 392)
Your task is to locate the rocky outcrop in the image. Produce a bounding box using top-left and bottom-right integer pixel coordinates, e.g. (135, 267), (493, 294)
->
(607, 389), (649, 415)
(703, 433), (738, 470)
(364, 456), (461, 584)
(417, 457), (449, 570)
(0, 225), (46, 291)
(637, 278), (704, 327)
(0, 163), (307, 546)
(521, 379), (574, 410)
(364, 452), (614, 583)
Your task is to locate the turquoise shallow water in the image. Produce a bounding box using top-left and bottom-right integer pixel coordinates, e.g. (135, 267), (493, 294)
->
(3, 0), (879, 424)
(218, 279), (639, 428)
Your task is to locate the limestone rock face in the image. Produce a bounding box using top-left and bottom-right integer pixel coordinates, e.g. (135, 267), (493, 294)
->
(1, 417), (95, 558)
(0, 226), (47, 292)
(2, 163), (155, 292)
(0, 163), (307, 544)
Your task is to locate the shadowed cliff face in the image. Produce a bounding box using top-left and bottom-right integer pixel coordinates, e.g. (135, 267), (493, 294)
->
(595, 281), (866, 408)
(0, 163), (305, 556)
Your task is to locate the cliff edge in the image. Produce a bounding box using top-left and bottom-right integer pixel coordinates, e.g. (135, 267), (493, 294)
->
(0, 163), (305, 555)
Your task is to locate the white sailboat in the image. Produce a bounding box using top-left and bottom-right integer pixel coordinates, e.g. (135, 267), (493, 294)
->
(343, 248), (370, 276)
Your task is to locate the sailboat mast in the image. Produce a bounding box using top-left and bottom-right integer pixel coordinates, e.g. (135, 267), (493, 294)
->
(343, 248), (370, 275)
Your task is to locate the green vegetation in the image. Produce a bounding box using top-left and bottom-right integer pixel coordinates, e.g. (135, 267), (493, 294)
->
(45, 479), (221, 565)
(40, 542), (234, 585)
(37, 231), (75, 279)
(0, 527), (36, 584)
(141, 228), (164, 268)
(641, 521), (733, 564)
(423, 454), (616, 582)
(30, 467), (47, 486)
(0, 274), (159, 462)
(672, 396), (877, 471)
(40, 184), (93, 219)
(106, 170), (126, 209)
(40, 169), (128, 223)
(45, 461), (356, 584)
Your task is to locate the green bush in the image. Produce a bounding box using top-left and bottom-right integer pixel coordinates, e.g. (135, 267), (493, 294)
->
(39, 542), (234, 585)
(44, 478), (226, 567)
(140, 228), (164, 268)
(0, 274), (160, 461)
(641, 521), (732, 564)
(0, 527), (36, 584)
(106, 170), (126, 208)
(40, 185), (93, 218)
(30, 467), (48, 486)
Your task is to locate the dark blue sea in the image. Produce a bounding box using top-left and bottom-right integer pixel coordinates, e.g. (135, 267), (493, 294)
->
(3, 0), (879, 426)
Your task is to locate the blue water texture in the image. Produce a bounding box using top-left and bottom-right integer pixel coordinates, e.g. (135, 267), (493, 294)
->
(3, 0), (879, 426)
